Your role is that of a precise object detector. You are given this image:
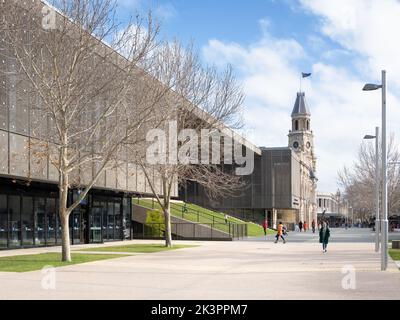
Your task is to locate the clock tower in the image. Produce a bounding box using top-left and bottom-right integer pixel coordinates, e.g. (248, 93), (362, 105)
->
(288, 91), (317, 224)
(288, 92), (316, 168)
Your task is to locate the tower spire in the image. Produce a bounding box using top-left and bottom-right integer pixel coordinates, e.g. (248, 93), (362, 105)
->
(291, 92), (311, 117)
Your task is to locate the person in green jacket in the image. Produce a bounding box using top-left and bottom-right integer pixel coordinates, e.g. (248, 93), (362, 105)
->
(319, 221), (330, 253)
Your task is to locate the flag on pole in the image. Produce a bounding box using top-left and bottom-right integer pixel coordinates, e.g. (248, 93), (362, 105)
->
(302, 72), (312, 78)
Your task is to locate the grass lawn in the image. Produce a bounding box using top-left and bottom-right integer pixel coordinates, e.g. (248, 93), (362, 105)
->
(246, 223), (275, 237)
(389, 249), (400, 261)
(0, 252), (126, 273)
(78, 244), (197, 253)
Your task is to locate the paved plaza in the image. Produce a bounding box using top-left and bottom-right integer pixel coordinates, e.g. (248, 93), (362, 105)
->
(0, 228), (399, 300)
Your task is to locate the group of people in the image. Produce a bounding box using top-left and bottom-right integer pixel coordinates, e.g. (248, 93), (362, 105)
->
(297, 220), (317, 233)
(271, 220), (331, 253)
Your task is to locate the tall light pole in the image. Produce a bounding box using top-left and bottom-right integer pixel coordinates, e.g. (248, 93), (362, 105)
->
(364, 127), (380, 253)
(363, 70), (388, 271)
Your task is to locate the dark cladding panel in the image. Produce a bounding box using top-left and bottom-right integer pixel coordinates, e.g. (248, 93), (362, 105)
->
(261, 148), (294, 209)
(182, 148), (296, 211)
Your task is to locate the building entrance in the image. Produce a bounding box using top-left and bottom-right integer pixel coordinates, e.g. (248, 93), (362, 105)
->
(90, 206), (103, 243)
(72, 206), (89, 245)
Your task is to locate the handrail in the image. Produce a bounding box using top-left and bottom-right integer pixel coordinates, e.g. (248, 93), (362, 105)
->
(134, 197), (236, 226)
(133, 222), (248, 240)
(169, 201), (228, 224)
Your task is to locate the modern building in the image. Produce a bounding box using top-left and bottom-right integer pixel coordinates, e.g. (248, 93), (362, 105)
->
(0, 1), (319, 251)
(182, 91), (318, 230)
(0, 0), (260, 249)
(0, 1), (178, 250)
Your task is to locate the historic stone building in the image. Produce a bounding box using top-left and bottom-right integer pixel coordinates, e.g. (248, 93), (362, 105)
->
(288, 92), (318, 225)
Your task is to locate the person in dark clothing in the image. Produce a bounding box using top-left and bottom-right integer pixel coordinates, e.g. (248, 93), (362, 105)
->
(312, 220), (316, 233)
(299, 221), (303, 232)
(319, 221), (330, 253)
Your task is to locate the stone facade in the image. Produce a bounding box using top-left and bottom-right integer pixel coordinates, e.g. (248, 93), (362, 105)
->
(288, 92), (318, 225)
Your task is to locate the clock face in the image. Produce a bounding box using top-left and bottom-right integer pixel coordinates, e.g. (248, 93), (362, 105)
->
(293, 141), (299, 149)
(306, 142), (311, 149)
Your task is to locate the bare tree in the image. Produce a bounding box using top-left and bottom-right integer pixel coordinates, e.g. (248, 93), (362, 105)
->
(127, 41), (247, 247)
(338, 134), (400, 219)
(1, 0), (159, 261)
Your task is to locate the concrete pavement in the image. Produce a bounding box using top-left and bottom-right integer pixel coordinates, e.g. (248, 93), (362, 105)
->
(0, 228), (399, 300)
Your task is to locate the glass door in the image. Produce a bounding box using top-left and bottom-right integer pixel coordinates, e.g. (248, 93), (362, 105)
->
(8, 195), (21, 248)
(107, 202), (115, 241)
(90, 207), (103, 243)
(34, 198), (46, 246)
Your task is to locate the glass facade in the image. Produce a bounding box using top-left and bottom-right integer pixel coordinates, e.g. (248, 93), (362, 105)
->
(34, 197), (46, 245)
(8, 195), (21, 248)
(0, 182), (132, 250)
(21, 196), (34, 245)
(0, 195), (7, 248)
(46, 198), (57, 245)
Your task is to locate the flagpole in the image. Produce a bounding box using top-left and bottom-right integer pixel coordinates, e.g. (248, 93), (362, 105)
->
(300, 73), (302, 93)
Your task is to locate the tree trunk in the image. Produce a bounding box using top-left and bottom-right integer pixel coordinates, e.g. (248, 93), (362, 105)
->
(59, 167), (71, 262)
(60, 211), (71, 262)
(164, 202), (172, 248)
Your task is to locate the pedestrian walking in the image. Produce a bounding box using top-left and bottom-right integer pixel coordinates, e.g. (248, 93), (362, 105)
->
(183, 203), (188, 215)
(224, 214), (228, 224)
(299, 221), (303, 232)
(319, 221), (330, 253)
(263, 219), (268, 236)
(304, 221), (308, 232)
(312, 220), (316, 233)
(274, 221), (286, 244)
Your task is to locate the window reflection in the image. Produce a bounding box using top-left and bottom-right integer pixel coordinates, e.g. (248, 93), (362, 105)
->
(9, 195), (21, 248)
(21, 196), (33, 245)
(46, 198), (56, 245)
(107, 202), (114, 240)
(0, 195), (7, 248)
(34, 197), (46, 245)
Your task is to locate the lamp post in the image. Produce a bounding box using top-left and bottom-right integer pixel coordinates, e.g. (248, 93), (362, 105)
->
(363, 70), (388, 271)
(364, 127), (380, 253)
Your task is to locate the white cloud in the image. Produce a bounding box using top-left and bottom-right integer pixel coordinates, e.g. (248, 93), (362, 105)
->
(202, 4), (400, 193)
(300, 0), (400, 88)
(116, 0), (141, 11)
(155, 3), (177, 21)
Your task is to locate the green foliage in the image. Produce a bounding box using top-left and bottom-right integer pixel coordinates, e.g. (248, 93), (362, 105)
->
(145, 209), (165, 237)
(389, 249), (400, 261)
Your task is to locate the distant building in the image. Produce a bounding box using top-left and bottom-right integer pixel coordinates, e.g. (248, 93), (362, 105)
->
(317, 191), (350, 226)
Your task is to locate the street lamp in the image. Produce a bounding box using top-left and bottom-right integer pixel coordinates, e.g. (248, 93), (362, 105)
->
(363, 70), (388, 271)
(363, 127), (380, 253)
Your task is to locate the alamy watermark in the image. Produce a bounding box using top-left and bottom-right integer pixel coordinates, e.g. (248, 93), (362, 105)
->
(341, 265), (356, 290)
(146, 121), (255, 176)
(42, 5), (56, 30)
(41, 265), (56, 290)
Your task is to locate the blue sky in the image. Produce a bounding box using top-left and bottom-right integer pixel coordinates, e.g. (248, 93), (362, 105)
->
(115, 0), (400, 193)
